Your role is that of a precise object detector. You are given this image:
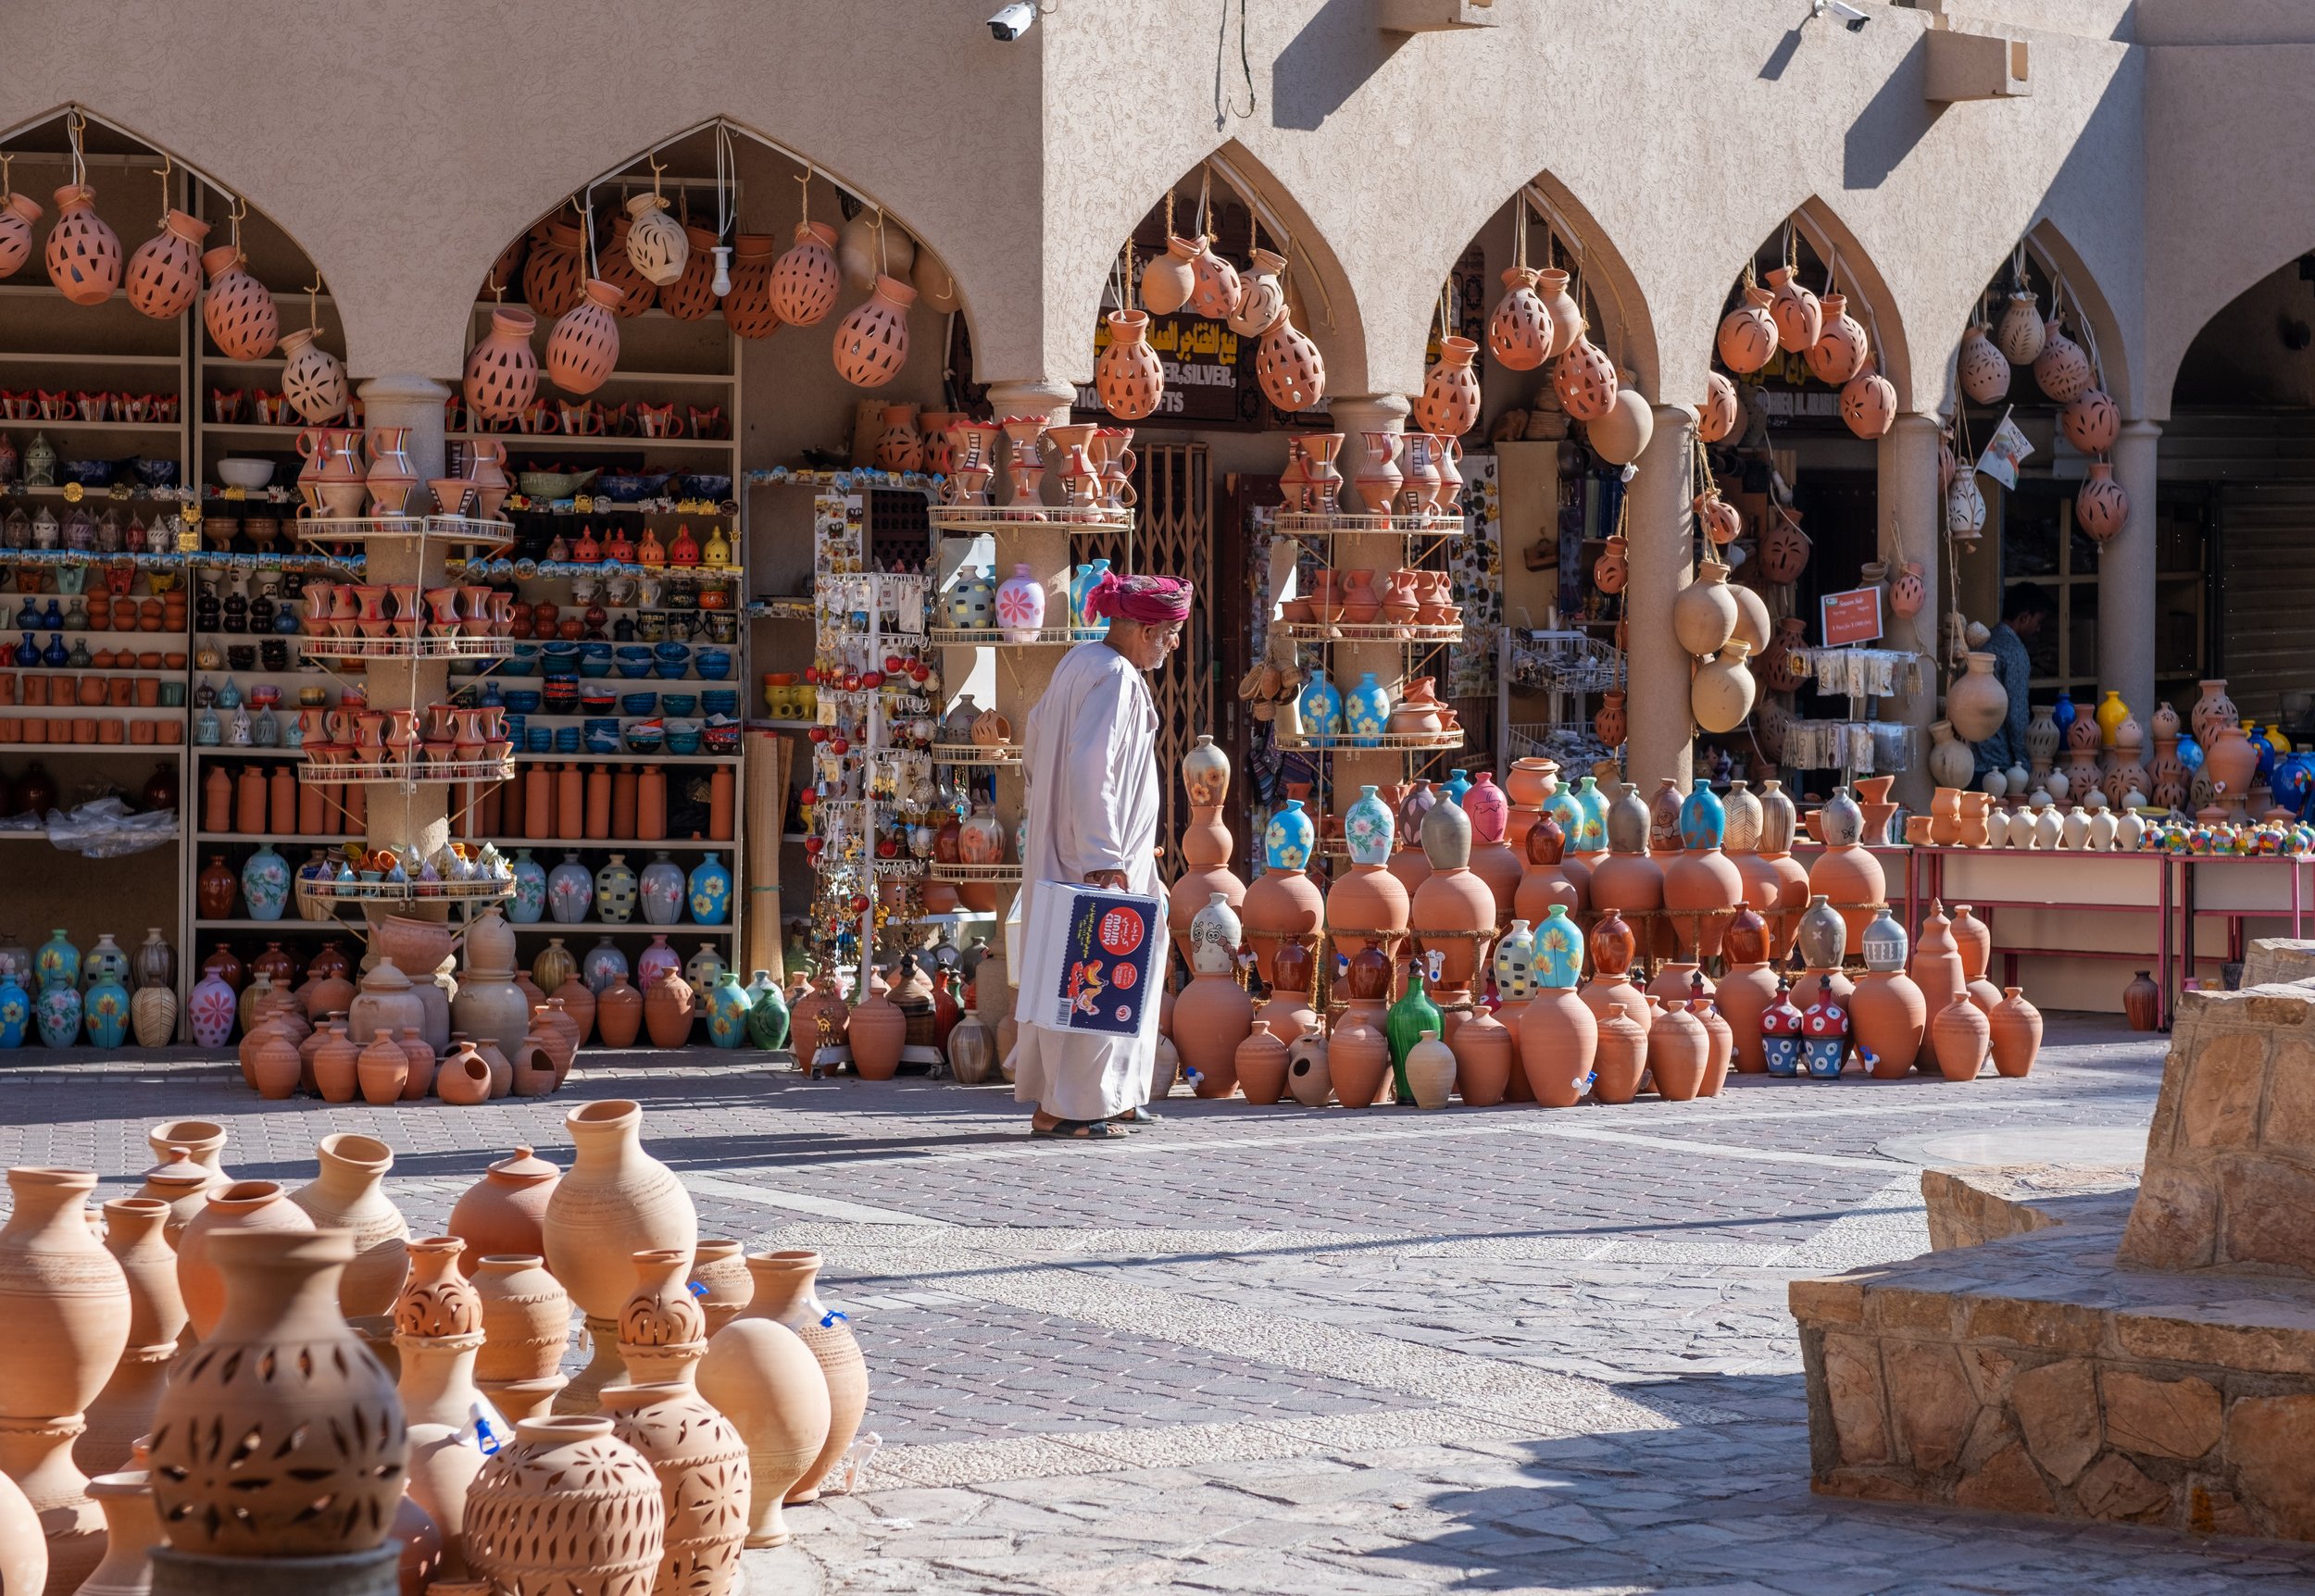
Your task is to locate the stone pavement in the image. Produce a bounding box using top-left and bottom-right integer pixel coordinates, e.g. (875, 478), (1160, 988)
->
(8, 1014), (2315, 1593)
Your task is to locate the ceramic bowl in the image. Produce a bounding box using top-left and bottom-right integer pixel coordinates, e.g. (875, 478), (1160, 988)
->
(502, 691), (543, 715)
(614, 656), (651, 679)
(577, 654), (613, 679)
(554, 725), (582, 752)
(694, 649), (732, 681)
(652, 641), (689, 661)
(217, 458), (275, 490)
(623, 721), (665, 753)
(700, 691), (738, 717)
(702, 721), (741, 755)
(620, 692), (657, 716)
(664, 718), (703, 754)
(658, 694), (697, 717)
(652, 656), (688, 680)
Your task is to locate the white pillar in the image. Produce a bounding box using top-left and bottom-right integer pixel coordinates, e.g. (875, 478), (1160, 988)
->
(1878, 413), (1944, 810)
(1624, 404), (1696, 793)
(2102, 419), (2161, 725)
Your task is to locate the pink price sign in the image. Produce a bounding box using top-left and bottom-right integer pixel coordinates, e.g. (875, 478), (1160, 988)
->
(1819, 585), (1884, 648)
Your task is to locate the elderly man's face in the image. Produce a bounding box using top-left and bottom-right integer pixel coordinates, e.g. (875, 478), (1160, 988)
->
(1109, 617), (1183, 670)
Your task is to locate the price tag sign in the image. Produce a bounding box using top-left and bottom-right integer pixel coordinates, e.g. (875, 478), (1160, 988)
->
(1819, 586), (1884, 648)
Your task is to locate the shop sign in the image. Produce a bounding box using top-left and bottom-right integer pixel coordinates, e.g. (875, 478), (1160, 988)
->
(1077, 316), (1263, 426)
(1819, 585), (1884, 647)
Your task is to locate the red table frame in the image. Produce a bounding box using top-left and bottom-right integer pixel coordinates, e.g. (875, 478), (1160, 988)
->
(1910, 845), (2175, 1030)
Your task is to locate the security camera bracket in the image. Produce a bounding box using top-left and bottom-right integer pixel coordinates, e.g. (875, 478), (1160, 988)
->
(1379, 0), (1497, 34)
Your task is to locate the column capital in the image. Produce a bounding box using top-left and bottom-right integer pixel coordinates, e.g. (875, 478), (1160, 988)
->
(355, 374), (453, 405)
(1328, 394), (1411, 433)
(982, 379), (1076, 419)
(1649, 402), (1698, 427)
(2119, 418), (2164, 442)
(1888, 411), (1945, 437)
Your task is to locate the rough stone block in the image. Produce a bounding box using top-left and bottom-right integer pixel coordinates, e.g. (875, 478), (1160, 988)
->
(1953, 1440), (2055, 1515)
(2241, 938), (2315, 988)
(2119, 1166), (2220, 1270)
(2102, 1369), (2221, 1461)
(2114, 1302), (2315, 1378)
(2183, 1031), (2269, 1149)
(1885, 1341), (1977, 1471)
(1870, 1287), (1963, 1336)
(2188, 1481), (2259, 1537)
(1818, 1466), (1932, 1504)
(2012, 1358), (2101, 1484)
(2227, 1393), (2315, 1539)
(2263, 1050), (2315, 1160)
(1822, 1332), (1890, 1467)
(2218, 1156), (2315, 1271)
(1787, 1276), (1864, 1327)
(1958, 1291), (2108, 1353)
(2075, 1451), (2174, 1523)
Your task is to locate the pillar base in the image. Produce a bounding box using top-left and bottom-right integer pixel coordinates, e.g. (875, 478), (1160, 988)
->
(151, 1546), (398, 1596)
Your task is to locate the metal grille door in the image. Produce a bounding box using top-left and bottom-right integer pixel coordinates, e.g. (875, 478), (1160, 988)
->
(1134, 443), (1214, 845)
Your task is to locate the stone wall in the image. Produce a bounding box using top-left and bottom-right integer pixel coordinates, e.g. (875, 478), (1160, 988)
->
(2121, 984), (2315, 1275)
(1921, 1166), (2135, 1253)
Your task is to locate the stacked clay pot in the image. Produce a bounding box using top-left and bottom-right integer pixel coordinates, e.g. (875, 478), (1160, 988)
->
(1328, 941), (1395, 1109)
(1662, 785), (1743, 961)
(1517, 904), (1595, 1107)
(1586, 783), (1663, 953)
(1849, 906), (1927, 1079)
(1174, 893), (1253, 1096)
(1170, 748), (1247, 972)
(695, 1255), (833, 1548)
(1714, 905), (1781, 1074)
(1327, 785), (1408, 961)
(1409, 796), (1495, 1004)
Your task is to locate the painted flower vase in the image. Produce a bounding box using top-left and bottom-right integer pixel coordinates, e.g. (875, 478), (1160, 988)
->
(36, 928), (80, 991)
(188, 969), (236, 1047)
(36, 979), (81, 1046)
(1678, 784), (1725, 849)
(0, 973), (27, 1046)
(640, 853), (686, 926)
(745, 971), (791, 1050)
(1297, 671), (1342, 745)
(688, 853), (733, 925)
(1533, 904), (1583, 988)
(547, 854), (594, 924)
(594, 854), (638, 924)
(1342, 785), (1395, 866)
(241, 844), (291, 921)
(82, 971), (130, 1047)
(1343, 671), (1390, 748)
(584, 937), (631, 992)
(995, 563), (1045, 642)
(1263, 799), (1316, 871)
(509, 849), (547, 923)
(705, 972), (751, 1049)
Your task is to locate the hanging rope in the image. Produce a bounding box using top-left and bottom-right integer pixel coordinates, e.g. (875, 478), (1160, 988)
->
(227, 193), (247, 257)
(713, 124), (734, 242)
(151, 153), (171, 228)
(65, 109), (86, 189)
(1195, 169), (1213, 244)
(305, 276), (324, 333)
(1213, 0), (1257, 127)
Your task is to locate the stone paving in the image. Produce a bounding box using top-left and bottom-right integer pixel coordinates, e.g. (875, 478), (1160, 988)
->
(8, 1014), (2315, 1592)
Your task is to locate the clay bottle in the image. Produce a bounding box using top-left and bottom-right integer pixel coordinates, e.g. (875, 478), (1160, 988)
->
(78, 1197), (184, 1478)
(695, 1254), (834, 1546)
(556, 763), (583, 838)
(234, 765), (267, 834)
(202, 765), (231, 832)
(268, 763), (296, 834)
(612, 768), (639, 838)
(710, 767), (734, 840)
(524, 766), (551, 838)
(585, 766), (612, 839)
(640, 768), (668, 840)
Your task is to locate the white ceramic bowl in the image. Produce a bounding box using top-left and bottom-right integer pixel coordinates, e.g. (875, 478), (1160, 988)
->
(217, 458), (275, 490)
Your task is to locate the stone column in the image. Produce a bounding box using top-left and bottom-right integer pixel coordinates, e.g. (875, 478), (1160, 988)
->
(2102, 419), (2161, 726)
(1879, 413), (1945, 810)
(1623, 404), (1696, 793)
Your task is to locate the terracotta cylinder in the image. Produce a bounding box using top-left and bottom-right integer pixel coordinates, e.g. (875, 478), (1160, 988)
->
(585, 767), (612, 839)
(556, 765), (583, 839)
(612, 770), (639, 838)
(639, 769), (668, 840)
(524, 767), (551, 839)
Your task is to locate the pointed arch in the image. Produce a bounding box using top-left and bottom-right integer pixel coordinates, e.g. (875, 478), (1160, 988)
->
(1786, 196), (1913, 406)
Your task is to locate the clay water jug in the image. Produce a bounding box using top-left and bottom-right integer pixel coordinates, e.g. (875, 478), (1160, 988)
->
(745, 1251), (866, 1503)
(1593, 1004), (1647, 1103)
(1646, 1003), (1709, 1101)
(287, 1133), (410, 1316)
(541, 1102), (697, 1328)
(695, 1258), (833, 1547)
(1931, 993), (1991, 1080)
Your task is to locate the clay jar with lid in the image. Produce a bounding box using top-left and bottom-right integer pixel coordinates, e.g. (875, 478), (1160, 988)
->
(696, 1257), (833, 1547)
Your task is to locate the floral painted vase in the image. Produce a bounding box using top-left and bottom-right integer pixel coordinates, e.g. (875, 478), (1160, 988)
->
(1493, 919), (1535, 1000)
(745, 971), (791, 1050)
(594, 854), (638, 924)
(688, 853), (733, 925)
(81, 970), (130, 1047)
(704, 972), (751, 1049)
(995, 562), (1045, 642)
(241, 844), (291, 921)
(1343, 785), (1395, 866)
(1573, 777), (1609, 853)
(1544, 784), (1585, 851)
(0, 973), (26, 1045)
(35, 928), (80, 991)
(637, 934), (681, 991)
(1297, 670), (1342, 744)
(583, 937), (630, 992)
(1533, 904), (1583, 988)
(188, 968), (236, 1047)
(509, 849), (548, 923)
(1071, 557), (1112, 632)
(1188, 892), (1242, 976)
(640, 852), (686, 926)
(1264, 799), (1316, 871)
(36, 980), (81, 1046)
(546, 854), (593, 924)
(1343, 671), (1390, 748)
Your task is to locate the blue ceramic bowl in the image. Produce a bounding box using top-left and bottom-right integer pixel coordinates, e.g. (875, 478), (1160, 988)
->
(659, 694), (697, 717)
(652, 641), (689, 661)
(623, 723), (665, 753)
(577, 655), (613, 679)
(614, 656), (651, 679)
(700, 691), (739, 717)
(526, 726), (552, 753)
(664, 719), (703, 754)
(503, 712), (527, 742)
(620, 692), (657, 716)
(554, 726), (582, 753)
(503, 690), (543, 714)
(584, 727), (620, 754)
(693, 650), (732, 681)
(496, 654), (537, 677)
(579, 640), (612, 657)
(678, 473), (733, 500)
(652, 656), (688, 680)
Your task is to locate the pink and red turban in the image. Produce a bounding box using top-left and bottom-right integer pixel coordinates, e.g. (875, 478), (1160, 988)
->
(1085, 572), (1193, 625)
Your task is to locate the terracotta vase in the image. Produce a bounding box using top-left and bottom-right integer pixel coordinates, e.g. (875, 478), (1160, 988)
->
(287, 1133), (410, 1316)
(544, 280), (625, 394)
(1174, 973), (1255, 1097)
(1234, 1020), (1291, 1106)
(541, 1101), (698, 1327)
(845, 988), (907, 1080)
(597, 974), (644, 1048)
(449, 1146), (561, 1261)
(464, 1417), (665, 1593)
(77, 1198), (182, 1478)
(1518, 986), (1596, 1107)
(1449, 1005), (1515, 1107)
(45, 186), (121, 307)
(831, 275), (916, 388)
(1946, 652), (2009, 743)
(644, 969), (696, 1048)
(1592, 1004), (1648, 1103)
(690, 1242), (754, 1338)
(1988, 987), (2043, 1077)
(617, 1248), (707, 1387)
(2123, 971), (2161, 1030)
(599, 1382), (750, 1596)
(463, 306), (539, 423)
(695, 1268), (832, 1547)
(1646, 1004), (1709, 1101)
(744, 1251), (867, 1504)
(1849, 970), (1928, 1079)
(472, 1254), (570, 1387)
(1716, 285), (1779, 373)
(149, 1231), (406, 1555)
(201, 244), (279, 359)
(1948, 904), (1992, 982)
(175, 1179), (317, 1340)
(1931, 994), (1991, 1080)
(1908, 901), (1968, 1045)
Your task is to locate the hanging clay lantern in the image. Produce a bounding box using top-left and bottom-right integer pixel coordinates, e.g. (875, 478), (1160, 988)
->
(202, 246), (279, 360)
(2075, 462), (2129, 542)
(1593, 533), (1630, 593)
(124, 209), (210, 319)
(1994, 289), (2045, 365)
(1587, 381), (1653, 467)
(837, 209), (912, 292)
(659, 226), (722, 321)
(1256, 313), (1325, 412)
(2061, 388), (2120, 455)
(1186, 240), (1241, 320)
(1841, 365), (1896, 439)
(1095, 309), (1164, 421)
(624, 193), (689, 287)
(544, 279), (624, 394)
(595, 218), (659, 318)
(279, 327), (349, 424)
(0, 190), (41, 278)
(1805, 293), (1870, 386)
(1765, 268), (1821, 355)
(1227, 247), (1289, 338)
(1697, 371), (1739, 443)
(1694, 491), (1740, 547)
(1552, 332), (1617, 422)
(1947, 464), (1987, 541)
(832, 275), (914, 388)
(1141, 235), (1199, 317)
(770, 221), (842, 325)
(464, 306), (540, 423)
(2033, 318), (2092, 404)
(1693, 642), (1757, 734)
(521, 219), (586, 318)
(722, 234), (782, 339)
(1414, 336), (1482, 437)
(1673, 558), (1740, 656)
(1716, 285), (1779, 374)
(46, 184), (121, 306)
(1487, 267), (1551, 371)
(1958, 322), (2008, 405)
(1533, 268), (1582, 357)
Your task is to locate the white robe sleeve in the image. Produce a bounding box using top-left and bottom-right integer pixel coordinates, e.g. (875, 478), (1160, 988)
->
(1055, 665), (1137, 879)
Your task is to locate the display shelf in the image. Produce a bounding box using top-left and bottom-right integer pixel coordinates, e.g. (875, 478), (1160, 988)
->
(0, 352), (181, 368)
(0, 742), (184, 754)
(288, 515), (517, 551)
(509, 919), (735, 935)
(299, 877), (515, 904)
(507, 751), (737, 767)
(930, 862), (1022, 884)
(296, 755), (518, 785)
(472, 836), (735, 850)
(1274, 730), (1465, 753)
(0, 418), (183, 437)
(1271, 622), (1464, 643)
(6, 705), (189, 720)
(193, 918), (347, 931)
(194, 831), (346, 844)
(195, 745), (305, 760)
(1275, 510), (1464, 539)
(445, 432), (737, 455)
(927, 505), (1132, 533)
(927, 626), (1095, 648)
(301, 636), (516, 661)
(931, 743), (1023, 766)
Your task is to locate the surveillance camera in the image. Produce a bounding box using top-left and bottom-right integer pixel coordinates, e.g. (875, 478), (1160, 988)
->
(1812, 0), (1870, 28)
(988, 2), (1036, 40)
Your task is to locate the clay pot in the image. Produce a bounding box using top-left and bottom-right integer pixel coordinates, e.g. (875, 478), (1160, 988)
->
(1234, 1021), (1290, 1105)
(0, 1471), (40, 1596)
(695, 1258), (833, 1547)
(1909, 902), (1968, 1038)
(1717, 962), (1780, 1073)
(1517, 987), (1595, 1107)
(150, 1231), (406, 1555)
(846, 988), (907, 1079)
(464, 1416), (665, 1591)
(1841, 365), (1897, 440)
(644, 969), (696, 1048)
(176, 1179), (317, 1340)
(464, 306), (539, 423)
(745, 1251), (867, 1503)
(1805, 292), (1869, 385)
(544, 280), (625, 394)
(1488, 267), (1552, 371)
(1848, 970), (1927, 1078)
(0, 1168), (131, 1534)
(1447, 1006), (1515, 1106)
(472, 1254), (570, 1384)
(1958, 322), (2008, 405)
(598, 974), (644, 1048)
(1175, 973), (1255, 1096)
(1930, 994), (1991, 1080)
(1946, 652), (2009, 743)
(600, 1382), (750, 1596)
(1949, 904), (1992, 982)
(1402, 1029), (1457, 1109)
(690, 1242), (754, 1338)
(1988, 987), (2043, 1077)
(2033, 318), (2092, 404)
(541, 1102), (697, 1323)
(287, 1133), (410, 1316)
(47, 187), (122, 308)
(1646, 1004), (1709, 1101)
(1593, 1004), (1648, 1103)
(832, 275), (917, 389)
(1717, 286), (1779, 374)
(1697, 370), (1740, 443)
(1673, 560), (1740, 657)
(1552, 333), (1617, 421)
(618, 1247), (707, 1388)
(78, 1199), (183, 1478)
(1414, 337), (1483, 438)
(1765, 268), (1821, 354)
(2076, 462), (2129, 543)
(126, 208), (210, 319)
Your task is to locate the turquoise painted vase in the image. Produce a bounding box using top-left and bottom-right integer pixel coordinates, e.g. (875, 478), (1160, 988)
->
(688, 852), (733, 925)
(1533, 904), (1583, 989)
(1342, 785), (1395, 867)
(1071, 557), (1113, 632)
(81, 974), (129, 1048)
(704, 971), (751, 1049)
(1679, 784), (1726, 850)
(1344, 671), (1390, 748)
(1296, 671), (1342, 744)
(745, 970), (791, 1050)
(0, 974), (29, 1047)
(1544, 783), (1585, 852)
(35, 981), (81, 1048)
(1442, 768), (1472, 806)
(509, 848), (548, 924)
(640, 852), (686, 926)
(35, 929), (79, 992)
(594, 854), (638, 924)
(1263, 799), (1316, 871)
(241, 844), (291, 922)
(1573, 776), (1609, 854)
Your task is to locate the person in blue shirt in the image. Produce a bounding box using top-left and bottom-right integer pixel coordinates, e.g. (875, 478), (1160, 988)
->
(1973, 582), (2055, 778)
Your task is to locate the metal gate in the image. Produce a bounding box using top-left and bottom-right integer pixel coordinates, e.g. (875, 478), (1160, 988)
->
(1132, 443), (1213, 846)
